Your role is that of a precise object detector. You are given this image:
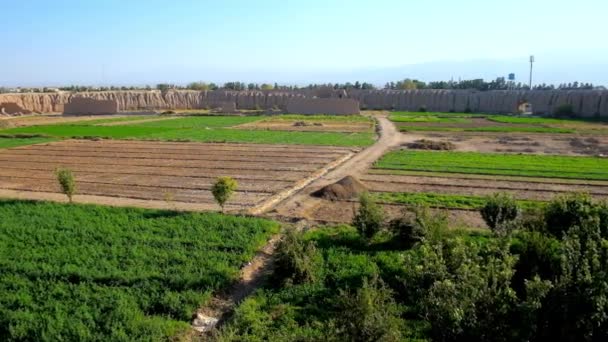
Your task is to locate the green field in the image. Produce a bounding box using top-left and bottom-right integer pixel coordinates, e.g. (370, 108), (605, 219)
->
(1, 115), (375, 147)
(0, 200), (278, 341)
(0, 136), (56, 149)
(375, 150), (608, 180)
(373, 191), (542, 210)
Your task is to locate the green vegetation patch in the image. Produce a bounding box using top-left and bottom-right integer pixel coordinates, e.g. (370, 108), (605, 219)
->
(0, 136), (56, 149)
(2, 115), (375, 147)
(373, 191), (542, 210)
(0, 200), (278, 341)
(375, 150), (608, 180)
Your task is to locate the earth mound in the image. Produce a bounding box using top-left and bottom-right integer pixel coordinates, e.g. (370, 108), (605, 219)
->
(407, 139), (455, 150)
(312, 176), (367, 201)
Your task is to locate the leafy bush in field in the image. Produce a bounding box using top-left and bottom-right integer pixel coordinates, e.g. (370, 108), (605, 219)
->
(212, 176), (238, 212)
(55, 168), (76, 202)
(543, 193), (607, 238)
(0, 200), (278, 341)
(553, 104), (575, 117)
(353, 192), (385, 240)
(481, 192), (520, 234)
(334, 275), (403, 342)
(273, 229), (324, 285)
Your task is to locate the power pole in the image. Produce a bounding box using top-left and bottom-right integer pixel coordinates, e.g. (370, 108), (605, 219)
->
(529, 55), (534, 89)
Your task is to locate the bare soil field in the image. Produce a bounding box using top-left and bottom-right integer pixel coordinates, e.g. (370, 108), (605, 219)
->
(0, 140), (356, 211)
(400, 132), (608, 155)
(361, 173), (608, 201)
(234, 119), (372, 133)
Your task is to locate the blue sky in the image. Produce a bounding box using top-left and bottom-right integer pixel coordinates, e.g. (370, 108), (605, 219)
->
(3, 0), (607, 86)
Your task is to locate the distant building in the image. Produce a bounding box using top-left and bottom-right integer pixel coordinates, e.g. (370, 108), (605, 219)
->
(518, 101), (533, 115)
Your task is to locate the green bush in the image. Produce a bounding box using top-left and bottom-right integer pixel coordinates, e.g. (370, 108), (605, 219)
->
(353, 192), (385, 240)
(334, 275), (403, 342)
(211, 176), (238, 212)
(273, 229), (324, 285)
(418, 105), (427, 113)
(55, 168), (76, 202)
(480, 192), (520, 234)
(544, 193), (597, 238)
(553, 104), (575, 117)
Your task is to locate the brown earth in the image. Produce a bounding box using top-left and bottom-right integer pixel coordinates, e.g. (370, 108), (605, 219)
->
(312, 176), (368, 200)
(0, 140), (356, 211)
(234, 119), (372, 133)
(400, 132), (608, 156)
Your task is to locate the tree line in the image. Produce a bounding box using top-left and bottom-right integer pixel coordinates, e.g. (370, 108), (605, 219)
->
(2, 78), (603, 94)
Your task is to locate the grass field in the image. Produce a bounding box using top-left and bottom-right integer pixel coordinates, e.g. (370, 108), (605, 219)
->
(1, 115), (375, 147)
(375, 150), (608, 180)
(0, 136), (56, 149)
(0, 200), (278, 341)
(373, 191), (542, 210)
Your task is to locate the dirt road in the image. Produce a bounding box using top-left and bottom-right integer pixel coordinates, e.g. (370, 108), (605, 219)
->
(272, 113), (405, 219)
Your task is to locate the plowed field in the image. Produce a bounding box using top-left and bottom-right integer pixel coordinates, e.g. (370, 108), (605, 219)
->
(0, 140), (356, 210)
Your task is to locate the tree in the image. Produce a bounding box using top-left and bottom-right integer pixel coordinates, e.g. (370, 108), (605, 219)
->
(55, 168), (76, 203)
(211, 176), (238, 212)
(353, 192), (384, 240)
(273, 228), (323, 285)
(480, 192), (520, 234)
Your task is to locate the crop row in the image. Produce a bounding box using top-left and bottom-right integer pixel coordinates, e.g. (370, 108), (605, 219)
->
(375, 150), (608, 180)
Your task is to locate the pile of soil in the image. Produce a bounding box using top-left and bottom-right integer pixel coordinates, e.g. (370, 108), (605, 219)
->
(312, 176), (367, 201)
(293, 121), (324, 127)
(407, 139), (455, 150)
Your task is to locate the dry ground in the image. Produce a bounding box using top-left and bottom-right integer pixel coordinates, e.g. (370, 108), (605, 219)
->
(400, 131), (608, 156)
(0, 139), (357, 211)
(234, 119), (372, 133)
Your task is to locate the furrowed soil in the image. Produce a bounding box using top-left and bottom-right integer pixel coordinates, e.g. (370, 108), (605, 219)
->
(0, 139), (357, 211)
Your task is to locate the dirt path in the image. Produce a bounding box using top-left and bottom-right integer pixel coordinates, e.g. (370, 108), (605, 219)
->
(189, 113), (401, 338)
(272, 113), (406, 220)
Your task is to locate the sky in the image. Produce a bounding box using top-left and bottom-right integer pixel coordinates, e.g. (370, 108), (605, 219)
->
(3, 0), (607, 87)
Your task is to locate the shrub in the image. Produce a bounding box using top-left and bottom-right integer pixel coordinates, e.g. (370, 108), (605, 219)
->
(418, 105), (427, 113)
(544, 193), (596, 239)
(211, 176), (238, 212)
(480, 192), (520, 234)
(273, 229), (323, 285)
(55, 168), (76, 202)
(353, 192), (385, 240)
(553, 104), (575, 117)
(334, 275), (403, 342)
(388, 212), (425, 247)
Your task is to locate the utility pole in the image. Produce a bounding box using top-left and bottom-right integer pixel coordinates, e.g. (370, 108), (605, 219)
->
(529, 55), (534, 89)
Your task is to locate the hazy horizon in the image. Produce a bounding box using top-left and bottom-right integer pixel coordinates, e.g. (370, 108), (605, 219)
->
(3, 0), (607, 87)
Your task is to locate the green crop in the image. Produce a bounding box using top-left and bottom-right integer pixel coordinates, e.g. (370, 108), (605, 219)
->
(0, 200), (278, 340)
(375, 150), (608, 180)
